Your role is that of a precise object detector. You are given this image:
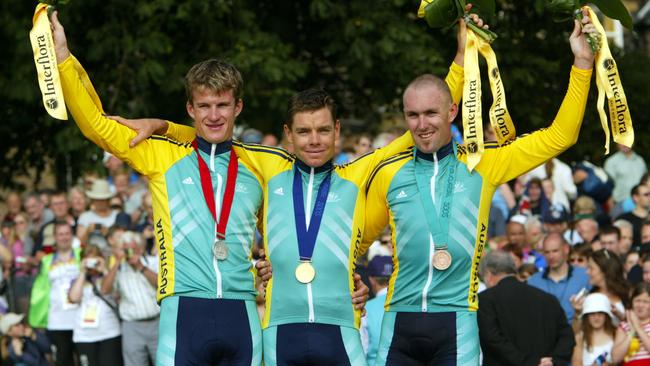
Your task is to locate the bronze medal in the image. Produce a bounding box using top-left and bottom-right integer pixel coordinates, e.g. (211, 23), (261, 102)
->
(432, 249), (452, 271)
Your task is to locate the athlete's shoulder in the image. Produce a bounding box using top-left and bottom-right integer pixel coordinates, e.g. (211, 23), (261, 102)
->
(365, 147), (414, 194)
(146, 135), (193, 148)
(233, 141), (295, 161)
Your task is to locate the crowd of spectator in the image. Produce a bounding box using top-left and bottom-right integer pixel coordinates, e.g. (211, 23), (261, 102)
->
(0, 124), (649, 365)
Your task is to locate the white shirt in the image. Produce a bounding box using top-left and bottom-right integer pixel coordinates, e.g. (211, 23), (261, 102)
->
(78, 210), (118, 231)
(47, 258), (80, 330)
(115, 255), (159, 321)
(72, 281), (121, 343)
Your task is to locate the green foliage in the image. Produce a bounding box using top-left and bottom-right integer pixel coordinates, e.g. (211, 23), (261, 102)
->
(2, 0), (649, 189)
(547, 0), (633, 29)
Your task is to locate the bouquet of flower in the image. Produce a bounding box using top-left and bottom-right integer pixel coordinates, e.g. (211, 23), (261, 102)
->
(547, 0), (633, 52)
(418, 0), (497, 42)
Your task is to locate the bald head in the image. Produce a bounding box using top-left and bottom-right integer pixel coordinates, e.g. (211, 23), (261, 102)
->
(403, 74), (452, 106)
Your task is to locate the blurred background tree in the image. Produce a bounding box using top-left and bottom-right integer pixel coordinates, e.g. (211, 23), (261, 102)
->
(1, 0), (648, 189)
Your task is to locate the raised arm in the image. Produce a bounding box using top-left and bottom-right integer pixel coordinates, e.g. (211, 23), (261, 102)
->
(476, 12), (595, 186)
(51, 12), (180, 176)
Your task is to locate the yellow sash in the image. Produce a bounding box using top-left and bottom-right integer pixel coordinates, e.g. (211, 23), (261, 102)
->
(463, 30), (516, 171)
(30, 3), (67, 120)
(30, 4), (104, 118)
(586, 6), (634, 153)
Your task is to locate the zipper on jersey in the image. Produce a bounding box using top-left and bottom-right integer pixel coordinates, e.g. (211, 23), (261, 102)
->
(210, 143), (224, 299)
(305, 167), (315, 322)
(422, 151), (439, 312)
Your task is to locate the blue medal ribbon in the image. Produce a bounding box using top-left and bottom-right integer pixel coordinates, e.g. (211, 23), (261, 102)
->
(292, 165), (332, 261)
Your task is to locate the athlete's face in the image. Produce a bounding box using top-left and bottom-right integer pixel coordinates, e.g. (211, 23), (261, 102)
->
(403, 84), (457, 154)
(285, 108), (340, 168)
(187, 87), (242, 144)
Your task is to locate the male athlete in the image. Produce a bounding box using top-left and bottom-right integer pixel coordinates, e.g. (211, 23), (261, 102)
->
(361, 10), (597, 365)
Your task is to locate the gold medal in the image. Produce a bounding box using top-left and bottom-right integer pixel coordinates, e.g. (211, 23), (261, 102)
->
(432, 249), (452, 271)
(295, 261), (316, 284)
(213, 239), (228, 261)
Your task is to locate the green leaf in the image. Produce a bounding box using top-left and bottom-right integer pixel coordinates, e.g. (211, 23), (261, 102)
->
(422, 0), (459, 28)
(588, 0), (633, 29)
(468, 0), (496, 17)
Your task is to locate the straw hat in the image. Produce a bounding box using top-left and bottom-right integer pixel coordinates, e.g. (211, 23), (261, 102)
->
(0, 313), (24, 334)
(86, 179), (114, 200)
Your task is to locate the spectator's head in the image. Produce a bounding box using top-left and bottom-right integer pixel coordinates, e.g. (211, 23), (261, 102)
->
(580, 293), (616, 347)
(0, 220), (16, 244)
(575, 218), (599, 244)
(506, 215), (527, 247)
(402, 74), (457, 153)
(353, 133), (373, 157)
(23, 192), (44, 223)
(642, 257), (650, 284)
(39, 188), (54, 208)
(573, 195), (597, 217)
(542, 204), (569, 234)
(0, 313), (24, 337)
(525, 216), (544, 250)
(631, 283), (650, 322)
(5, 192), (22, 216)
(632, 183), (650, 211)
(240, 128), (263, 144)
(261, 133), (278, 147)
(625, 251), (640, 275)
(53, 221), (73, 252)
(68, 186), (88, 217)
(641, 221), (650, 246)
(81, 244), (103, 260)
(121, 231), (145, 258)
(613, 219), (634, 254)
(541, 178), (554, 202)
(12, 213), (29, 236)
(517, 263), (538, 282)
(284, 88), (340, 168)
(184, 59), (243, 144)
(541, 233), (569, 271)
(479, 250), (517, 288)
(85, 179), (114, 212)
(103, 152), (125, 176)
(110, 196), (124, 213)
(569, 243), (592, 268)
(113, 170), (130, 197)
(141, 191), (153, 219)
(107, 226), (125, 252)
(501, 243), (523, 269)
(367, 255), (393, 293)
(599, 226), (621, 255)
(49, 191), (70, 220)
(526, 178), (543, 204)
(588, 249), (629, 307)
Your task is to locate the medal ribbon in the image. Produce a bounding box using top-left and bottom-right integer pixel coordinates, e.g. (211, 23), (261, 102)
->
(30, 4), (105, 120)
(585, 6), (634, 154)
(292, 166), (332, 261)
(414, 149), (458, 250)
(192, 140), (238, 240)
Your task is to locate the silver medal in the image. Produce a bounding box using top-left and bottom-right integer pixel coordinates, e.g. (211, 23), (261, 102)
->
(213, 239), (228, 260)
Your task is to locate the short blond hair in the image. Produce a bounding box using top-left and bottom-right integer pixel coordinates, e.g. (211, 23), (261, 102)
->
(185, 59), (243, 103)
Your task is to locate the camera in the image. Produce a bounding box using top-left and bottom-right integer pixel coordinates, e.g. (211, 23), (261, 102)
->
(85, 258), (98, 269)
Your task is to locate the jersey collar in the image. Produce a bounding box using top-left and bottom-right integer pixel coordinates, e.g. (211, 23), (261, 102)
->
(415, 141), (454, 162)
(195, 136), (233, 156)
(296, 159), (334, 174)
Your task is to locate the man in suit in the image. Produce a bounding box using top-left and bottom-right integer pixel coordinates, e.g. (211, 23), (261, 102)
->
(478, 250), (574, 366)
